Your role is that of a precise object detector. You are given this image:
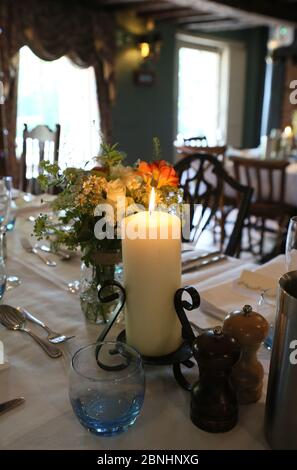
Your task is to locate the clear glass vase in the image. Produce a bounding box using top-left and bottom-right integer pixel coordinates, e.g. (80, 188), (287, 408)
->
(80, 254), (123, 324)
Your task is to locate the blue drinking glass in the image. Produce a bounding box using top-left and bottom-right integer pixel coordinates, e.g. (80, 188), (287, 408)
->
(69, 341), (145, 436)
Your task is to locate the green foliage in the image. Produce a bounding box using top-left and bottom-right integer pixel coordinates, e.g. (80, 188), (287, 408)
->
(152, 137), (162, 161)
(33, 214), (50, 239)
(95, 143), (126, 169)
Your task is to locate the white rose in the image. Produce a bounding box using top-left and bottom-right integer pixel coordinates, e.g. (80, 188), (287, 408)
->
(106, 179), (126, 203)
(125, 174), (142, 191)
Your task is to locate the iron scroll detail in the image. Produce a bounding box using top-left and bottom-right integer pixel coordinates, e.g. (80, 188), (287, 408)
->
(95, 281), (202, 388)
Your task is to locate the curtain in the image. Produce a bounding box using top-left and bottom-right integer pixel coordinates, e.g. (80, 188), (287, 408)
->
(0, 0), (116, 179)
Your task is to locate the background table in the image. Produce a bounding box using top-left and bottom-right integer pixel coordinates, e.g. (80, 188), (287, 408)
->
(177, 145), (297, 207)
(0, 209), (271, 450)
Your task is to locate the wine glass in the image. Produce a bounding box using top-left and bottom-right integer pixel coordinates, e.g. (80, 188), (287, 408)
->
(0, 178), (20, 290)
(0, 178), (10, 228)
(0, 257), (6, 301)
(285, 216), (297, 271)
(3, 176), (17, 231)
(262, 215), (297, 350)
(258, 288), (276, 350)
(0, 179), (8, 300)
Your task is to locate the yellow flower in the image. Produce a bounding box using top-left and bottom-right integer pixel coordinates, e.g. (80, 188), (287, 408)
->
(82, 175), (107, 196)
(76, 193), (86, 206)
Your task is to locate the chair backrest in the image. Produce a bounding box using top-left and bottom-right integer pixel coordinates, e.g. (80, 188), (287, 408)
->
(175, 153), (253, 256)
(176, 145), (227, 161)
(229, 156), (289, 204)
(20, 124), (61, 193)
(183, 136), (208, 147)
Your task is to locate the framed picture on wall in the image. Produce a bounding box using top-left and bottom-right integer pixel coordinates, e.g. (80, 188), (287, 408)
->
(133, 69), (155, 86)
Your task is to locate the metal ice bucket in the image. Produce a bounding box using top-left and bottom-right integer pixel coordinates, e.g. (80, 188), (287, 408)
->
(265, 271), (297, 449)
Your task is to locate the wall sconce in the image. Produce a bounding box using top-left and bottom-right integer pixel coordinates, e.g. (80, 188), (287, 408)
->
(136, 33), (162, 62)
(139, 42), (150, 59)
(115, 17), (162, 87)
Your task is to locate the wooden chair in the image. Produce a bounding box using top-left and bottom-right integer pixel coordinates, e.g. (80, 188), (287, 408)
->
(229, 156), (294, 257)
(183, 136), (208, 147)
(176, 145), (227, 158)
(176, 145), (228, 249)
(20, 124), (61, 194)
(175, 153), (253, 257)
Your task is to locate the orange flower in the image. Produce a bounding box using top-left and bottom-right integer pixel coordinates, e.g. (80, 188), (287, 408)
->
(137, 160), (179, 188)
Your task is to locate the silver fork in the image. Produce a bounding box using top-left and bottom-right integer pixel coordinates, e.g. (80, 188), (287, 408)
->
(18, 307), (75, 344)
(0, 306), (62, 358)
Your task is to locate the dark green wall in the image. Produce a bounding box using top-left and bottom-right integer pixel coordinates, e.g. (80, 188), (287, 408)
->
(111, 24), (176, 165)
(111, 24), (268, 163)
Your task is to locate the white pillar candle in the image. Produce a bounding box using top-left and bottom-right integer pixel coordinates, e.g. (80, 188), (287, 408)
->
(122, 198), (182, 357)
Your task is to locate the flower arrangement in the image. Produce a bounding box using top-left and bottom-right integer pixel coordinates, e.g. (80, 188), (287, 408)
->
(33, 140), (181, 323)
(34, 140), (181, 265)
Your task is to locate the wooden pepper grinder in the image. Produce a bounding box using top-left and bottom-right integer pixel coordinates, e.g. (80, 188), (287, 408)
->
(223, 304), (269, 404)
(191, 326), (241, 433)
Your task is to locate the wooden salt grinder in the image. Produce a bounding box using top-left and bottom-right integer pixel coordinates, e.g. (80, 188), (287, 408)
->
(223, 304), (269, 404)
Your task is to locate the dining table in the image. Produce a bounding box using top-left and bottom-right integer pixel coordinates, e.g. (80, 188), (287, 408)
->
(0, 197), (284, 450)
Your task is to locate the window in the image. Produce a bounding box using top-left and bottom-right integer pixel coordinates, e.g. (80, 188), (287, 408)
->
(176, 34), (247, 149)
(177, 45), (222, 145)
(16, 46), (101, 170)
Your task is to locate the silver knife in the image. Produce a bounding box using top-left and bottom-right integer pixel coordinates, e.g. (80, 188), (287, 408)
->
(0, 397), (25, 416)
(182, 254), (227, 274)
(21, 237), (56, 267)
(36, 244), (71, 260)
(182, 250), (221, 266)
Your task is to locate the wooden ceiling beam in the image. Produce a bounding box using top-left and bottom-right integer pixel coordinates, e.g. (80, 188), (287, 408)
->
(185, 19), (249, 32)
(176, 13), (226, 24)
(128, 1), (175, 13)
(96, 0), (148, 5)
(76, 1), (297, 27)
(169, 0), (297, 26)
(138, 7), (199, 20)
(99, 0), (174, 11)
(209, 0), (297, 22)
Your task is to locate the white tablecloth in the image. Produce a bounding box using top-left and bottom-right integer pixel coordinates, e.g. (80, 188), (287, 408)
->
(0, 211), (273, 450)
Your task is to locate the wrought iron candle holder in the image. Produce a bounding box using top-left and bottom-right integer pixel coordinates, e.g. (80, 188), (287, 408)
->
(96, 280), (203, 390)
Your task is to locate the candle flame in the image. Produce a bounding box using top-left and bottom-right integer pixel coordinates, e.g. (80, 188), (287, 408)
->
(149, 187), (156, 213)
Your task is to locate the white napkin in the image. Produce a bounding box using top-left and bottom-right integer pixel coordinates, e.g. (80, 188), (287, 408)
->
(199, 255), (286, 322)
(238, 269), (277, 295)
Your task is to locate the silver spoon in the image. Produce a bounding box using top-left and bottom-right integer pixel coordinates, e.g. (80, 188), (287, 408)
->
(0, 305), (62, 358)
